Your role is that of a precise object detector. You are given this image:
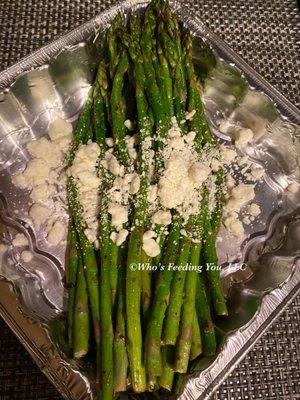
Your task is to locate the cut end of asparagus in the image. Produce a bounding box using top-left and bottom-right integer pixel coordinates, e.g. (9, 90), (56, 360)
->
(74, 349), (87, 359)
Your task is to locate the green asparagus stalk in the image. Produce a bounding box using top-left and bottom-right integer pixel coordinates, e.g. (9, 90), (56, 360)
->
(190, 311), (202, 361)
(107, 14), (122, 79)
(158, 346), (174, 391)
(201, 183), (227, 316)
(67, 89), (101, 362)
(174, 373), (185, 396)
(73, 254), (90, 359)
(113, 246), (128, 393)
(126, 226), (146, 392)
(109, 242), (119, 307)
(68, 87), (94, 166)
(145, 215), (181, 377)
(99, 205), (114, 400)
(93, 63), (116, 399)
(162, 235), (191, 345)
(110, 51), (131, 168)
(141, 249), (152, 324)
(158, 19), (186, 124)
(174, 269), (197, 373)
(183, 30), (227, 316)
(141, 5), (170, 168)
(183, 31), (213, 151)
(67, 225), (79, 348)
(195, 268), (217, 356)
(120, 15), (161, 392)
(211, 168), (225, 237)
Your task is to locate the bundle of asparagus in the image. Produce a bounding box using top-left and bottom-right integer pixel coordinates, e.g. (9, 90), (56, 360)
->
(66, 1), (228, 398)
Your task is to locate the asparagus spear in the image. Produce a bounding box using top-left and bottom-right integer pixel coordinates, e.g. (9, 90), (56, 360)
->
(202, 189), (228, 316)
(119, 15), (155, 393)
(195, 266), (217, 356)
(183, 31), (227, 316)
(145, 215), (181, 377)
(174, 268), (197, 373)
(67, 88), (101, 364)
(183, 31), (213, 151)
(141, 249), (152, 324)
(126, 226), (146, 392)
(93, 63), (116, 399)
(158, 346), (174, 391)
(158, 18), (186, 124)
(107, 14), (122, 79)
(110, 51), (131, 169)
(190, 310), (202, 361)
(113, 246), (128, 393)
(68, 87), (94, 165)
(67, 225), (79, 348)
(73, 254), (90, 359)
(99, 203), (114, 400)
(141, 5), (169, 168)
(109, 242), (119, 307)
(162, 235), (191, 345)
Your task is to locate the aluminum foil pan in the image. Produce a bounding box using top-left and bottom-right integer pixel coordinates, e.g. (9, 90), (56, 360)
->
(0, 1), (299, 399)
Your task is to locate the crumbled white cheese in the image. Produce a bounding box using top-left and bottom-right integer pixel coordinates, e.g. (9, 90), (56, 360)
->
(235, 128), (254, 149)
(12, 118), (72, 238)
(152, 210), (172, 226)
(47, 220), (65, 245)
(12, 159), (54, 189)
(222, 183), (256, 237)
(105, 137), (114, 147)
(247, 203), (261, 217)
(220, 145), (237, 164)
(129, 173), (140, 195)
(29, 204), (52, 228)
(21, 250), (33, 262)
(148, 185), (158, 204)
(219, 119), (234, 135)
(104, 153), (124, 176)
(225, 183), (255, 213)
(237, 155), (249, 166)
(225, 174), (235, 190)
(155, 117), (212, 224)
(210, 158), (221, 172)
(48, 118), (73, 149)
(12, 233), (28, 247)
(142, 230), (160, 257)
(185, 109), (196, 120)
(30, 183), (56, 202)
(224, 213), (244, 238)
(124, 119), (135, 131)
(108, 203), (128, 229)
(169, 136), (186, 150)
(125, 134), (138, 161)
(168, 117), (182, 138)
(243, 215), (251, 225)
(110, 229), (129, 246)
(184, 131), (196, 143)
(27, 137), (62, 168)
(250, 167), (264, 181)
(188, 162), (211, 187)
(68, 141), (101, 245)
(143, 230), (156, 240)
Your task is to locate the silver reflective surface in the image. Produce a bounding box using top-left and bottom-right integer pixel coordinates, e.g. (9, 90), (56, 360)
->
(0, 1), (299, 399)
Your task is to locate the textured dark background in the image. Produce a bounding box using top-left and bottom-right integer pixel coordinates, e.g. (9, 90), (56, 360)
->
(0, 0), (299, 399)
